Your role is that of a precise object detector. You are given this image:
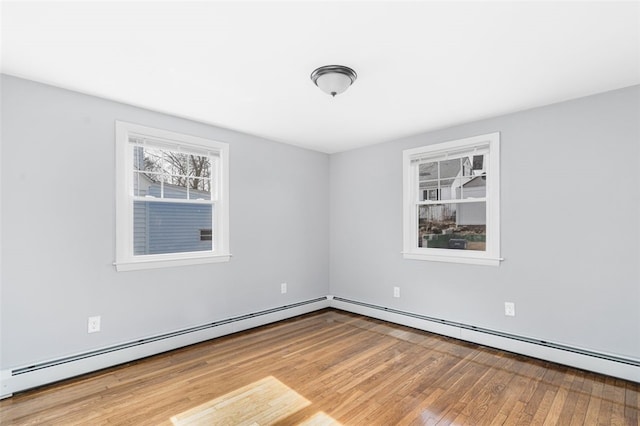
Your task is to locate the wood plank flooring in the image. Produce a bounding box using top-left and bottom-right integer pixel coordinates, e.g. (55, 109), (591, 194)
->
(1, 309), (638, 425)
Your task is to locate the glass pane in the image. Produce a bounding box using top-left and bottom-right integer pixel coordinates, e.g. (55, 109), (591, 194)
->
(188, 178), (211, 200)
(439, 158), (461, 179)
(438, 178), (456, 200)
(134, 145), (215, 200)
(133, 201), (213, 255)
(162, 174), (188, 199)
(133, 172), (142, 197)
(132, 172), (140, 196)
(188, 154), (212, 178)
(141, 147), (164, 173)
(417, 202), (486, 251)
(471, 154), (486, 173)
(418, 162), (438, 181)
(419, 180), (438, 190)
(134, 171), (162, 197)
(164, 151), (189, 176)
(419, 188), (440, 202)
(418, 180), (438, 201)
(459, 175), (487, 199)
(133, 146), (145, 171)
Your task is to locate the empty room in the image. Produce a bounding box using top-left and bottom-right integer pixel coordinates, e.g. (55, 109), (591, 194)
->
(1, 1), (639, 425)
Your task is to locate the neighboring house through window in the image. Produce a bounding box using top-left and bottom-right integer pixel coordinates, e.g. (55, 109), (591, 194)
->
(115, 121), (230, 271)
(403, 132), (501, 266)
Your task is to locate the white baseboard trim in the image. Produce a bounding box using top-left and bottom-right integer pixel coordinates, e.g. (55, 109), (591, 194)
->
(329, 296), (640, 383)
(3, 294), (637, 399)
(1, 297), (330, 398)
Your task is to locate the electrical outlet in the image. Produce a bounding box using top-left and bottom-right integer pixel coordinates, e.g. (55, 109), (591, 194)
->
(393, 287), (400, 298)
(88, 316), (101, 333)
(281, 282), (287, 294)
(504, 302), (515, 317)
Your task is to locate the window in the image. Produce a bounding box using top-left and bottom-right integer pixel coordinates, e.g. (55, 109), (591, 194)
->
(115, 121), (230, 271)
(200, 229), (212, 241)
(402, 132), (501, 266)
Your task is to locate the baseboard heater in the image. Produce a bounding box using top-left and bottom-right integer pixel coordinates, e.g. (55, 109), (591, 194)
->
(331, 296), (640, 382)
(3, 295), (638, 398)
(2, 297), (329, 397)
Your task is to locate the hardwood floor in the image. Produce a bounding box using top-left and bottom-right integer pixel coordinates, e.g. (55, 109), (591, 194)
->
(1, 309), (638, 425)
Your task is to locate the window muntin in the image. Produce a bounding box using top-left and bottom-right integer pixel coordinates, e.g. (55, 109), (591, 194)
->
(115, 121), (230, 271)
(416, 151), (487, 251)
(403, 133), (500, 266)
(133, 145), (214, 200)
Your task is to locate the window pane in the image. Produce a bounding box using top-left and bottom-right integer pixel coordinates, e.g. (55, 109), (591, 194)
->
(188, 154), (212, 178)
(439, 178), (456, 200)
(417, 202), (486, 251)
(133, 147), (214, 200)
(418, 157), (486, 201)
(418, 162), (438, 181)
(419, 180), (439, 201)
(133, 146), (144, 171)
(439, 158), (461, 179)
(134, 171), (163, 197)
(162, 174), (188, 199)
(133, 172), (145, 197)
(133, 201), (213, 255)
(419, 188), (440, 202)
(164, 151), (189, 176)
(459, 175), (487, 199)
(471, 153), (485, 172)
(188, 178), (211, 200)
(141, 147), (164, 173)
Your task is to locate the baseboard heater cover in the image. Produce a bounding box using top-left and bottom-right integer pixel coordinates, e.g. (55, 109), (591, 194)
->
(1, 297), (329, 398)
(330, 296), (640, 383)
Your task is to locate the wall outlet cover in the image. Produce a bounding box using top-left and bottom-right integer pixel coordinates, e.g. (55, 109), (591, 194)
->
(504, 302), (516, 317)
(88, 316), (101, 333)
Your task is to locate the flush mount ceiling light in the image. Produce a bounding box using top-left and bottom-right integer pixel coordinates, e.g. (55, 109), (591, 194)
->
(310, 65), (357, 97)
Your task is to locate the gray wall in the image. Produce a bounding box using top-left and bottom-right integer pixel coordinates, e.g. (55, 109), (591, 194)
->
(0, 75), (330, 369)
(2, 74), (638, 374)
(330, 86), (640, 360)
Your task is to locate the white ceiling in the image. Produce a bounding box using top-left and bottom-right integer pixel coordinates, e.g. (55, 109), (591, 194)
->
(2, 1), (639, 153)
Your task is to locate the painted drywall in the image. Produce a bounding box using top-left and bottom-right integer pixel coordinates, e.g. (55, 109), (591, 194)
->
(0, 75), (330, 370)
(329, 85), (640, 361)
(2, 74), (638, 381)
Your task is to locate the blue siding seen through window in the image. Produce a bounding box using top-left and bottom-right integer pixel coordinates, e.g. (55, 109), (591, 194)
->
(134, 201), (213, 255)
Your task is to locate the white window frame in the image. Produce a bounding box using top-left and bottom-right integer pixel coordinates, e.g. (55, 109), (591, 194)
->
(402, 132), (501, 266)
(114, 121), (230, 271)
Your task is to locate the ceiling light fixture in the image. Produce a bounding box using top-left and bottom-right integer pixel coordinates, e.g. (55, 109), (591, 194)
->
(310, 65), (357, 97)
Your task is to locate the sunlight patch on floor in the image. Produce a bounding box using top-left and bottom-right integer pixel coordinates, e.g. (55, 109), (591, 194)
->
(171, 376), (311, 425)
(298, 411), (342, 425)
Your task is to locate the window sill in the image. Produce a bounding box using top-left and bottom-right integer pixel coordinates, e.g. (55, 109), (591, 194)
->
(402, 252), (503, 266)
(114, 254), (231, 271)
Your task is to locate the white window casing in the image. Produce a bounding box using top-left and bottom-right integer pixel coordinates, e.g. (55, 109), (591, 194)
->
(115, 121), (230, 271)
(402, 132), (501, 266)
